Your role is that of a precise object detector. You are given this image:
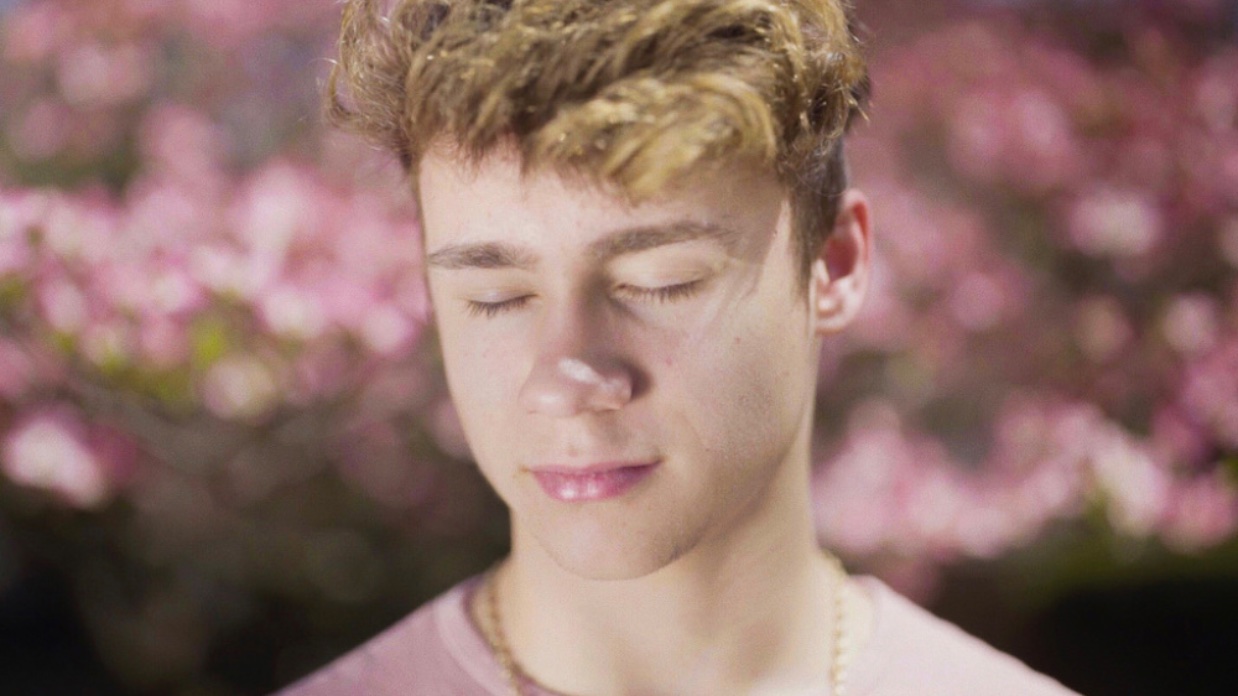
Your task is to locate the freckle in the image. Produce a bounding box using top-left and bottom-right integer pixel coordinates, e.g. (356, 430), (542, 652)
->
(733, 336), (741, 344)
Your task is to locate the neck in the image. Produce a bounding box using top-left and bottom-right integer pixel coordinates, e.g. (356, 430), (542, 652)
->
(482, 442), (844, 696)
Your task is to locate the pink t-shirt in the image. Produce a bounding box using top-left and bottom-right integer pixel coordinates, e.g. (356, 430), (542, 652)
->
(275, 574), (1082, 695)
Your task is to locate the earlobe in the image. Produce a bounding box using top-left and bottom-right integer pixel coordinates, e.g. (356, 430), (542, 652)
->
(812, 189), (872, 335)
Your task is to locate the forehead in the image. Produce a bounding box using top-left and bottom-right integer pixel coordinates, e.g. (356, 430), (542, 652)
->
(416, 147), (787, 250)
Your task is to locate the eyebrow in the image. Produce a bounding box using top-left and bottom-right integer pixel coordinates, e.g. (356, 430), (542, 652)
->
(426, 220), (740, 271)
(425, 241), (538, 270)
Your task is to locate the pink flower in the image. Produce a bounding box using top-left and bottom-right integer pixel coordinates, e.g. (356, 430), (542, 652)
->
(948, 92), (1009, 185)
(1086, 424), (1171, 538)
(286, 343), (352, 404)
(0, 197), (35, 277)
(1067, 187), (1162, 258)
(1161, 294), (1221, 357)
(258, 282), (328, 342)
(1150, 406), (1212, 470)
(359, 303), (419, 357)
(137, 315), (191, 369)
(1, 3), (67, 64)
(1194, 51), (1238, 135)
(36, 278), (89, 335)
(56, 41), (153, 108)
(146, 265), (206, 316)
(1163, 471), (1238, 552)
(0, 339), (35, 400)
(137, 104), (229, 184)
(1073, 296), (1133, 363)
(2, 409), (112, 508)
(79, 319), (134, 369)
(949, 271), (1011, 333)
(1179, 338), (1238, 448)
(10, 98), (72, 162)
(201, 355), (280, 421)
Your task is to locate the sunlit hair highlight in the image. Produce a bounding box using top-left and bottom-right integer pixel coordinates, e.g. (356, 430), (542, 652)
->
(327, 0), (870, 280)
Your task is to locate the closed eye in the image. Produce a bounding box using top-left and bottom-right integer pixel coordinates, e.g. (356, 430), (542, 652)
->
(617, 280), (704, 303)
(465, 295), (532, 318)
(464, 281), (703, 319)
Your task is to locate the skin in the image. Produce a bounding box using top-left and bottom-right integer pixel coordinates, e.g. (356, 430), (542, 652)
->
(421, 145), (874, 695)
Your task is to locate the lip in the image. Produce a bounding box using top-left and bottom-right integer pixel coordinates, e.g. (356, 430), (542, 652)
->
(529, 461), (659, 502)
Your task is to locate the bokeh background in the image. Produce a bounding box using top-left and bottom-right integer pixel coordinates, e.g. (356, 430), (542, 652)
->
(1, 0), (1236, 694)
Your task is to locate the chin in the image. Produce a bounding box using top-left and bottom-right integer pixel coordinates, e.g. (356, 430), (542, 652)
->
(530, 513), (695, 582)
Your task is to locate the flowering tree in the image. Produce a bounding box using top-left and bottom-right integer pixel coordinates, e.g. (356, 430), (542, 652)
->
(813, 2), (1238, 596)
(0, 0), (1235, 692)
(0, 1), (500, 690)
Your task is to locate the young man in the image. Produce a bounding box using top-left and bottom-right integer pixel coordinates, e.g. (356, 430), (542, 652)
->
(280, 1), (1081, 694)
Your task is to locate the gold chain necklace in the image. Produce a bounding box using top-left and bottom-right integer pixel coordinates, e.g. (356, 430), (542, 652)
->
(481, 551), (851, 696)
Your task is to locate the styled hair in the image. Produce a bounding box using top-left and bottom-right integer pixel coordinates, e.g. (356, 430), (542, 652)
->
(327, 0), (870, 280)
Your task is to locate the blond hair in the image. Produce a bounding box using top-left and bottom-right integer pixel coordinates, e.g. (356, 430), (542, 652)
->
(327, 0), (869, 279)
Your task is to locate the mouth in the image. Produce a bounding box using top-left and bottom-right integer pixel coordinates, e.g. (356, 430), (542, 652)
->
(528, 461), (660, 502)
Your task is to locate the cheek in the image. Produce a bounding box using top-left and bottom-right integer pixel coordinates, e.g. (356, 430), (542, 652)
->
(438, 321), (523, 420)
(652, 324), (745, 409)
(656, 299), (808, 444)
(438, 330), (527, 484)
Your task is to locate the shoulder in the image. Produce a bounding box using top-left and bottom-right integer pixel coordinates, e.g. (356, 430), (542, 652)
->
(847, 577), (1082, 696)
(272, 573), (504, 696)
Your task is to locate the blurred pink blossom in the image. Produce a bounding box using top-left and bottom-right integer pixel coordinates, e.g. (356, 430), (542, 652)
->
(1073, 296), (1133, 363)
(1194, 50), (1238, 135)
(1161, 294), (1221, 356)
(1163, 471), (1238, 552)
(949, 271), (1012, 332)
(0, 339), (36, 399)
(80, 319), (134, 368)
(2, 409), (112, 508)
(1067, 187), (1162, 258)
(1085, 420), (1171, 538)
(1151, 405), (1213, 470)
(948, 88), (1080, 193)
(137, 104), (231, 187)
(56, 41), (152, 107)
(1179, 338), (1238, 448)
(359, 304), (419, 357)
(286, 343), (352, 405)
(1, 2), (67, 64)
(136, 314), (191, 369)
(36, 277), (89, 334)
(258, 282), (328, 342)
(201, 354), (280, 421)
(0, 0), (1234, 603)
(11, 98), (73, 161)
(0, 192), (36, 275)
(1219, 217), (1238, 268)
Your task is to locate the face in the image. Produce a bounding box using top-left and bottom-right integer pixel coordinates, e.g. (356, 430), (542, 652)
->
(420, 148), (856, 580)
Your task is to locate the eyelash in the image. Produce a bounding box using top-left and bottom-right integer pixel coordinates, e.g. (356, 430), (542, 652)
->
(465, 295), (532, 318)
(621, 280), (703, 303)
(464, 281), (703, 318)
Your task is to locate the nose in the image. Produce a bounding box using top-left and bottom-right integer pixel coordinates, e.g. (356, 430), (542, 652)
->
(517, 304), (635, 418)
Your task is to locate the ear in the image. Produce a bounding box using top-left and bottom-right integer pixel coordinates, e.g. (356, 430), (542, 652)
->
(810, 189), (872, 335)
